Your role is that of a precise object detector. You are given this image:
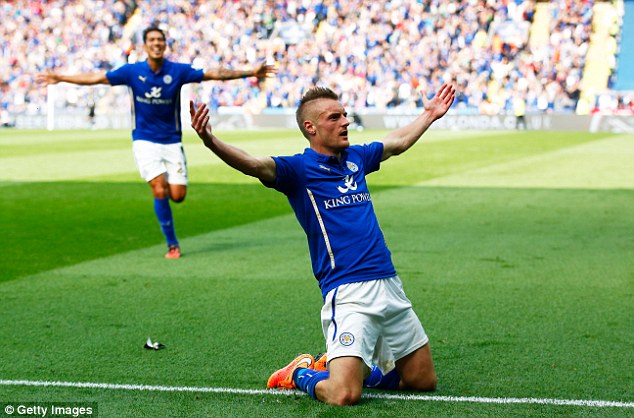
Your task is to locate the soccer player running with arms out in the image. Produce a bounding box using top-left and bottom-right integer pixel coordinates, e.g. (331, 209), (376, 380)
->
(190, 83), (455, 405)
(37, 26), (276, 259)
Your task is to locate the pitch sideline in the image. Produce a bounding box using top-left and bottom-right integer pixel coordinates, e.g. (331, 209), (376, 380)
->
(1, 379), (632, 409)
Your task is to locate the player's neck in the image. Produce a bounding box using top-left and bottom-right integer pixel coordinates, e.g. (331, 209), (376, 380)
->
(147, 56), (165, 73)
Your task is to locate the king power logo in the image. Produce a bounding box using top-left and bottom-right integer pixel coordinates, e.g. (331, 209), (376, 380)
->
(323, 175), (369, 210)
(324, 192), (371, 209)
(137, 86), (172, 105)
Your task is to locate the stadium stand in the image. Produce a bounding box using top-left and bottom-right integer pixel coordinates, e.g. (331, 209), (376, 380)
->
(0, 0), (632, 128)
(613, 0), (634, 90)
(577, 0), (621, 114)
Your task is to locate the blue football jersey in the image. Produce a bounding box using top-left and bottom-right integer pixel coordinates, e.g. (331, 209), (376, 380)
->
(106, 60), (203, 144)
(265, 142), (397, 298)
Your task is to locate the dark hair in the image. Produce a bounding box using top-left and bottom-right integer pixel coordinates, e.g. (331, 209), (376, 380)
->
(296, 87), (338, 139)
(143, 26), (166, 43)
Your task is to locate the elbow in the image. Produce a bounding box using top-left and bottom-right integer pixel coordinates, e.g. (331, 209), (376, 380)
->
(382, 137), (410, 159)
(388, 143), (407, 158)
(391, 147), (405, 157)
(238, 160), (265, 179)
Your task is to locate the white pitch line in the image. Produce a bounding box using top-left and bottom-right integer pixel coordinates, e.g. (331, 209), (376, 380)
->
(1, 379), (633, 409)
(362, 392), (634, 408)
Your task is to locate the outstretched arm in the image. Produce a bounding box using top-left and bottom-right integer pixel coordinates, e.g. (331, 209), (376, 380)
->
(202, 61), (277, 81)
(381, 83), (455, 161)
(36, 70), (110, 86)
(189, 101), (277, 182)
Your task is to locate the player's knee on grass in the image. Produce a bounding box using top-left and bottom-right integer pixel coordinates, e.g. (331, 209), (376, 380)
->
(318, 380), (363, 406)
(397, 362), (437, 392)
(396, 344), (437, 391)
(331, 388), (363, 406)
(403, 370), (437, 392)
(316, 359), (364, 405)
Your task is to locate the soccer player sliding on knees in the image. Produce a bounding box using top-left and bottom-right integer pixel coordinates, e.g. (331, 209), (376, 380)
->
(190, 83), (455, 405)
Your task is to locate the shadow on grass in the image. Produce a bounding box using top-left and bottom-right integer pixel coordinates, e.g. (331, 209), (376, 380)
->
(1, 181), (313, 283)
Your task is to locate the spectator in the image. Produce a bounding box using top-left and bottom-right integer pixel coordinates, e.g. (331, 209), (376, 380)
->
(1, 0), (616, 120)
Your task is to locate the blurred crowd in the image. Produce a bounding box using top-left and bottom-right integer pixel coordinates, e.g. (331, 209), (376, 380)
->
(1, 0), (631, 126)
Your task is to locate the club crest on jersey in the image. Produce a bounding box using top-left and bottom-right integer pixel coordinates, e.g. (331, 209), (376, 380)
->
(163, 75), (173, 84)
(346, 161), (359, 172)
(339, 332), (355, 346)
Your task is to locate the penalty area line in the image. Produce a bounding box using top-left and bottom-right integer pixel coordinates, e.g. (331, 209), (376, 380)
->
(1, 379), (633, 409)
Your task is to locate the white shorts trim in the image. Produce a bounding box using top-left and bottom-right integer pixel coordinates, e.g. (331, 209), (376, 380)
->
(132, 140), (188, 185)
(320, 276), (429, 374)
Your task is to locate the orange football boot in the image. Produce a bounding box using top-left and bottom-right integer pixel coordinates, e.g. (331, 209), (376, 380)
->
(313, 353), (328, 371)
(165, 244), (181, 259)
(266, 354), (314, 389)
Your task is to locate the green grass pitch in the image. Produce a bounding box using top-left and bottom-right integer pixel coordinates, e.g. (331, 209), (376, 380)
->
(0, 127), (633, 417)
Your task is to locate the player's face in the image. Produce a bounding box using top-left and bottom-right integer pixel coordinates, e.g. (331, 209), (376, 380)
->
(310, 99), (350, 156)
(144, 30), (166, 60)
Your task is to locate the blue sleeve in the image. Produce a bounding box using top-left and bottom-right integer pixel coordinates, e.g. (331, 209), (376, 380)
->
(179, 64), (204, 84)
(105, 64), (129, 86)
(192, 68), (204, 83)
(261, 155), (301, 196)
(357, 142), (384, 174)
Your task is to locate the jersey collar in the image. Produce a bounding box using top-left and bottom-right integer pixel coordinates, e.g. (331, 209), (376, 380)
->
(143, 59), (168, 75)
(305, 147), (348, 165)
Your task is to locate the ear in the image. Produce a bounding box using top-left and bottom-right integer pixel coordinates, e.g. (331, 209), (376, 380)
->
(304, 121), (316, 135)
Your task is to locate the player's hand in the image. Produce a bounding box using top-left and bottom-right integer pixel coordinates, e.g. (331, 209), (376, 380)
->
(189, 101), (214, 146)
(422, 83), (455, 121)
(35, 70), (60, 86)
(253, 62), (277, 79)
